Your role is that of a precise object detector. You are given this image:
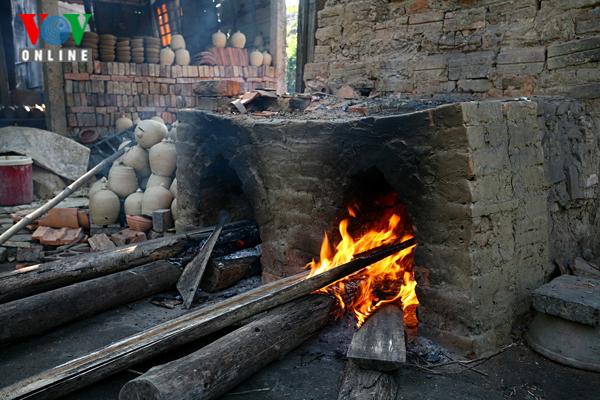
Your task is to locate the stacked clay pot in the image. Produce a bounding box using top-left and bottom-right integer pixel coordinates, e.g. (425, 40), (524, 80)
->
(88, 118), (178, 229)
(131, 37), (144, 63)
(82, 32), (99, 60)
(145, 37), (161, 63)
(99, 34), (116, 62)
(116, 37), (131, 63)
(90, 182), (120, 224)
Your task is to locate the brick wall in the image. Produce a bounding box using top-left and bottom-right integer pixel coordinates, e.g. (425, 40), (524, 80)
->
(305, 0), (600, 98)
(63, 61), (277, 137)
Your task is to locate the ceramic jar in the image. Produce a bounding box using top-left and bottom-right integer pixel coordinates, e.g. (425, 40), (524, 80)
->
(250, 49), (264, 67)
(116, 116), (133, 133)
(107, 161), (138, 198)
(175, 49), (190, 66)
(149, 138), (176, 177)
(262, 51), (272, 66)
(89, 177), (107, 198)
(170, 34), (186, 50)
(231, 30), (246, 48)
(122, 145), (151, 177)
(171, 198), (178, 220)
(212, 30), (226, 48)
(254, 33), (264, 49)
(124, 188), (144, 216)
(152, 115), (165, 124)
(90, 184), (120, 224)
(135, 119), (167, 149)
(160, 47), (175, 65)
(141, 184), (173, 216)
(146, 173), (172, 189)
(170, 178), (177, 198)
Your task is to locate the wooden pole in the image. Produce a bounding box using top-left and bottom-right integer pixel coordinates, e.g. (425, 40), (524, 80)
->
(0, 221), (257, 304)
(0, 238), (416, 400)
(0, 145), (130, 245)
(0, 261), (181, 345)
(119, 295), (335, 400)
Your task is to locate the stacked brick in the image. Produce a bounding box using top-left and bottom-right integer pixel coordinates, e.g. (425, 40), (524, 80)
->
(305, 0), (600, 99)
(63, 60), (276, 137)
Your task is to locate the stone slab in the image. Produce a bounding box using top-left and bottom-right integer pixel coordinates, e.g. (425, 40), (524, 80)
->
(532, 275), (600, 326)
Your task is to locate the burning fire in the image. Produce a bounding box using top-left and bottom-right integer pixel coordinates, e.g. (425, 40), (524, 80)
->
(306, 201), (419, 327)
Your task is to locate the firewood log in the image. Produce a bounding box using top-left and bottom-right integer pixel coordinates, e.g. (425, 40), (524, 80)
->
(337, 361), (398, 400)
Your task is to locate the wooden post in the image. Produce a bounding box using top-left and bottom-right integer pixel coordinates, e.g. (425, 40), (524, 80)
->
(270, 0), (287, 94)
(0, 239), (415, 400)
(119, 295), (335, 400)
(0, 261), (181, 345)
(0, 220), (257, 304)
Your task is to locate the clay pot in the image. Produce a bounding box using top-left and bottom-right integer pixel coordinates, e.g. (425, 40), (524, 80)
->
(212, 30), (226, 48)
(122, 145), (151, 177)
(171, 198), (178, 221)
(262, 51), (272, 66)
(146, 173), (172, 189)
(168, 126), (177, 141)
(231, 30), (246, 48)
(175, 49), (190, 66)
(116, 116), (133, 133)
(160, 47), (175, 65)
(170, 178), (177, 198)
(170, 34), (186, 51)
(250, 49), (264, 67)
(254, 33), (264, 49)
(124, 188), (144, 216)
(135, 119), (167, 149)
(151, 115), (165, 124)
(141, 184), (173, 216)
(107, 161), (138, 198)
(126, 215), (153, 232)
(149, 138), (177, 177)
(89, 177), (107, 198)
(90, 185), (120, 224)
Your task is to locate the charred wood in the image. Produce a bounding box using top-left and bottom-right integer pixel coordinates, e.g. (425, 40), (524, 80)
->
(337, 361), (398, 400)
(119, 295), (335, 400)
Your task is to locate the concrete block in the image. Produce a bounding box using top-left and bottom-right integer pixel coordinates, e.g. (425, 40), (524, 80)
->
(532, 275), (600, 326)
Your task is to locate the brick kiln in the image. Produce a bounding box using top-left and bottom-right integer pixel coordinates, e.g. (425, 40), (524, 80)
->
(175, 96), (600, 356)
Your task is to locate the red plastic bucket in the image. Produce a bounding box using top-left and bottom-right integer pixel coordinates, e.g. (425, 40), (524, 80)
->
(0, 155), (33, 206)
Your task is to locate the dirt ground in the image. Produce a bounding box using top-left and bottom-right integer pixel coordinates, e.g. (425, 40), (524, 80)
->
(1, 278), (598, 400)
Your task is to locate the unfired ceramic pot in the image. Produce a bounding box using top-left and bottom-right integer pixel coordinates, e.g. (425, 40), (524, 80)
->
(170, 34), (186, 51)
(175, 49), (190, 66)
(124, 188), (144, 216)
(149, 138), (176, 177)
(89, 177), (108, 198)
(90, 184), (120, 224)
(135, 120), (167, 149)
(151, 115), (165, 124)
(250, 49), (264, 67)
(212, 30), (226, 48)
(170, 178), (177, 198)
(262, 51), (272, 66)
(116, 116), (133, 133)
(141, 184), (173, 216)
(254, 33), (264, 49)
(122, 145), (151, 177)
(146, 173), (172, 189)
(160, 47), (175, 65)
(171, 197), (178, 220)
(107, 161), (138, 198)
(231, 30), (246, 48)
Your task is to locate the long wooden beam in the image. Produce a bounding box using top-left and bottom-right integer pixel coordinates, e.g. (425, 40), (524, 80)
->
(0, 238), (416, 400)
(0, 221), (256, 304)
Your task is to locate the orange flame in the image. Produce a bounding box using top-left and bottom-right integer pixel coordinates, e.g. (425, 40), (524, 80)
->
(306, 206), (419, 327)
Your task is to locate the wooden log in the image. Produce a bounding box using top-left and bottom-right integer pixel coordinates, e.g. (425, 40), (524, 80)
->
(337, 361), (398, 400)
(201, 246), (260, 293)
(119, 295), (335, 400)
(0, 261), (181, 345)
(0, 238), (415, 400)
(346, 304), (406, 371)
(0, 220), (257, 304)
(0, 145), (130, 245)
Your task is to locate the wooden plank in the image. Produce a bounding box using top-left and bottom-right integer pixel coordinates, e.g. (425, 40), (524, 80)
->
(0, 220), (257, 304)
(0, 261), (181, 345)
(346, 304), (406, 371)
(0, 238), (415, 400)
(119, 295), (334, 400)
(177, 211), (229, 309)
